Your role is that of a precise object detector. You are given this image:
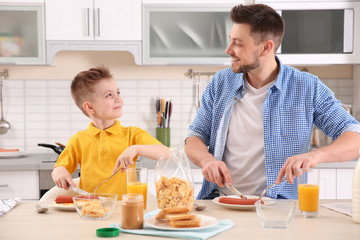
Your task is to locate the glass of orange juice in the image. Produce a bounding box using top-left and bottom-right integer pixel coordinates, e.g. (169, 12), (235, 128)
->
(126, 168), (148, 209)
(297, 168), (320, 218)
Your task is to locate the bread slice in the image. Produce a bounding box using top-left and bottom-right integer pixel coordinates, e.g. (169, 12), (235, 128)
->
(155, 206), (192, 220)
(165, 213), (197, 221)
(167, 216), (201, 228)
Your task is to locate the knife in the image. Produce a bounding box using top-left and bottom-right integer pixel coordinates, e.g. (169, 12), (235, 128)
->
(70, 185), (90, 195)
(224, 183), (247, 200)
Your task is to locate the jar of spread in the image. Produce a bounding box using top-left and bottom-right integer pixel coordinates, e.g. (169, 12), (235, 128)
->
(121, 193), (144, 229)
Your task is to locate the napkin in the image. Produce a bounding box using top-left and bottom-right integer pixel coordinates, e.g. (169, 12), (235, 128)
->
(110, 209), (233, 240)
(0, 197), (21, 216)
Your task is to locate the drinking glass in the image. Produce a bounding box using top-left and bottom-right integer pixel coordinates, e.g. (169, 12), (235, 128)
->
(126, 168), (148, 209)
(297, 168), (320, 218)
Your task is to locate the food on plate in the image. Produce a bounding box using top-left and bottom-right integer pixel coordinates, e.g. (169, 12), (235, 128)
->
(54, 194), (99, 204)
(155, 176), (193, 208)
(218, 197), (263, 205)
(0, 148), (19, 152)
(167, 215), (201, 228)
(81, 201), (110, 218)
(155, 206), (192, 220)
(55, 195), (75, 204)
(155, 205), (201, 228)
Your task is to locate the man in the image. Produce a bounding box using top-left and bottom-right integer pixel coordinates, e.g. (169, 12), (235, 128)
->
(185, 4), (360, 199)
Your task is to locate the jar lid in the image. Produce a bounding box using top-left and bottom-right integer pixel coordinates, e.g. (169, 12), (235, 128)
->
(96, 228), (119, 237)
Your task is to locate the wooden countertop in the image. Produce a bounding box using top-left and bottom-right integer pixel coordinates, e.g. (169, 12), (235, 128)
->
(0, 197), (359, 240)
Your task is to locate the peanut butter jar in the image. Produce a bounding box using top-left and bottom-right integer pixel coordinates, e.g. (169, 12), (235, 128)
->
(121, 193), (144, 229)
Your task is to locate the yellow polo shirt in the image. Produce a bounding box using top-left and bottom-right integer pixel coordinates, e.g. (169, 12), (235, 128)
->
(55, 120), (160, 199)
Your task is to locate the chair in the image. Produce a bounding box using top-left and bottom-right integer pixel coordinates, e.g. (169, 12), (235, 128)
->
(39, 177), (80, 202)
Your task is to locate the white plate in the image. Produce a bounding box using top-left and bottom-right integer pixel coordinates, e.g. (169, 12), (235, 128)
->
(144, 215), (219, 231)
(44, 198), (76, 211)
(0, 151), (25, 158)
(212, 195), (272, 210)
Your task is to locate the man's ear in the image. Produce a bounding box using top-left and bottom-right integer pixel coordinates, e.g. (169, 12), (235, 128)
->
(261, 40), (274, 56)
(83, 102), (95, 115)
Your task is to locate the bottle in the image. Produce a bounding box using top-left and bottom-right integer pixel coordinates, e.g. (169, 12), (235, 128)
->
(121, 193), (144, 229)
(353, 158), (360, 223)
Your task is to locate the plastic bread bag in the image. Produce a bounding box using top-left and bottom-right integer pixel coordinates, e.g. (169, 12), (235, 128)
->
(155, 146), (194, 209)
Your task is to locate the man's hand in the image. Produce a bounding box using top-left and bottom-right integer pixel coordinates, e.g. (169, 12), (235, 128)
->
(202, 160), (232, 188)
(51, 166), (75, 189)
(276, 151), (320, 184)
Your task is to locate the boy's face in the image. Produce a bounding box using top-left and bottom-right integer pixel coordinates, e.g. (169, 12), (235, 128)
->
(85, 78), (123, 120)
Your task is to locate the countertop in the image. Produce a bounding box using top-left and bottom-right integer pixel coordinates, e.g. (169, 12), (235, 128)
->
(0, 153), (357, 171)
(0, 197), (358, 240)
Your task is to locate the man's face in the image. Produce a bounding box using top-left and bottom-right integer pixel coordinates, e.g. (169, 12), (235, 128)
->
(225, 23), (261, 74)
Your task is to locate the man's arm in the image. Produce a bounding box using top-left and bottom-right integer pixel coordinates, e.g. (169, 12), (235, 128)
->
(276, 131), (360, 184)
(185, 136), (232, 187)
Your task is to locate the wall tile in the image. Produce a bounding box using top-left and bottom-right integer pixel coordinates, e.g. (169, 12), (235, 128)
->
(0, 78), (354, 152)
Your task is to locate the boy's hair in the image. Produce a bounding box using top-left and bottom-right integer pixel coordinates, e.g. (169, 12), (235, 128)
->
(71, 65), (113, 116)
(230, 4), (285, 53)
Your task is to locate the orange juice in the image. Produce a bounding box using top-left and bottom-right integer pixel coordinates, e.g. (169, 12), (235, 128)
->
(298, 184), (319, 212)
(127, 182), (148, 209)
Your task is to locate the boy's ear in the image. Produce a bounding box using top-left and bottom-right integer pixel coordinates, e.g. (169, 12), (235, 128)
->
(83, 102), (95, 115)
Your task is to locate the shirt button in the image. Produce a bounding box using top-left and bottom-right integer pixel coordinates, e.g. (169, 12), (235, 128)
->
(102, 139), (105, 143)
(102, 132), (106, 136)
(102, 145), (106, 150)
(234, 97), (237, 101)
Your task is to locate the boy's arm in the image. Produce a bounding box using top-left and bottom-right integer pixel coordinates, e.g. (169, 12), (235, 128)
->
(112, 144), (170, 173)
(52, 166), (76, 189)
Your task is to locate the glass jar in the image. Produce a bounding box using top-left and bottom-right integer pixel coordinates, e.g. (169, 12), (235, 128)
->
(121, 193), (144, 229)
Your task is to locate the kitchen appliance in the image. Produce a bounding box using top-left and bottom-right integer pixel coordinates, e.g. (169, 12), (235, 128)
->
(264, 1), (360, 65)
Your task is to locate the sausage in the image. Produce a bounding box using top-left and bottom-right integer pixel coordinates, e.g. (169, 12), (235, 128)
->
(54, 194), (99, 204)
(218, 197), (263, 205)
(54, 195), (74, 203)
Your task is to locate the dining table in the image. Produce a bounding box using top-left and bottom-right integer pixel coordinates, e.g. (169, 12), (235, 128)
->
(0, 195), (359, 240)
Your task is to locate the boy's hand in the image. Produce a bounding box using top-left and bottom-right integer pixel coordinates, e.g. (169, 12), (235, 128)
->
(52, 166), (75, 189)
(113, 146), (137, 174)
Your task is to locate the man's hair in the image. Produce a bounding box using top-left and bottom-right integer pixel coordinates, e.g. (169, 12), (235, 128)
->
(71, 65), (113, 116)
(230, 4), (285, 52)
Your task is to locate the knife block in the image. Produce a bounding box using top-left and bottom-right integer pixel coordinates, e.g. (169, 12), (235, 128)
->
(156, 128), (170, 147)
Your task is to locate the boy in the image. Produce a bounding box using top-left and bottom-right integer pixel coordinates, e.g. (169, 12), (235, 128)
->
(52, 66), (169, 197)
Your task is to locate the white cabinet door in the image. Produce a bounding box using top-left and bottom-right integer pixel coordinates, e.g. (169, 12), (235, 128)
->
(318, 169), (336, 199)
(45, 0), (93, 40)
(95, 0), (141, 41)
(336, 169), (354, 199)
(0, 171), (39, 200)
(45, 0), (141, 41)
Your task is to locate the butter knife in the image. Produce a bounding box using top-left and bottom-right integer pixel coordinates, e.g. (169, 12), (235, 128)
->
(70, 185), (90, 195)
(224, 183), (247, 200)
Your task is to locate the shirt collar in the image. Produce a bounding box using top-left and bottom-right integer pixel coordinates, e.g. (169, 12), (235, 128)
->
(272, 56), (284, 92)
(87, 119), (122, 136)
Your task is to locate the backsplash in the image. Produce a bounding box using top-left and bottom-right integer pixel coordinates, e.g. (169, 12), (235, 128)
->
(0, 77), (354, 153)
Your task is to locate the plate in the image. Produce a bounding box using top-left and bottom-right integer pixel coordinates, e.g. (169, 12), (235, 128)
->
(44, 198), (76, 211)
(144, 215), (219, 231)
(0, 151), (25, 159)
(212, 195), (272, 210)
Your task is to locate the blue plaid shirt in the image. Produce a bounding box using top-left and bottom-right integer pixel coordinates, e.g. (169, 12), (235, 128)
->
(188, 58), (360, 199)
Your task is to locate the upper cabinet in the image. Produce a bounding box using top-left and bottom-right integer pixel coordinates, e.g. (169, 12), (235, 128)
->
(0, 3), (45, 65)
(45, 0), (142, 65)
(45, 0), (141, 41)
(143, 5), (233, 65)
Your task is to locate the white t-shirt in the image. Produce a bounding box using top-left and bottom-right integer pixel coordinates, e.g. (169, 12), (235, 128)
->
(219, 79), (274, 196)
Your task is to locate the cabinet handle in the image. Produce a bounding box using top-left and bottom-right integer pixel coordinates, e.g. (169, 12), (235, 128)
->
(83, 8), (90, 37)
(94, 8), (100, 37)
(0, 184), (8, 188)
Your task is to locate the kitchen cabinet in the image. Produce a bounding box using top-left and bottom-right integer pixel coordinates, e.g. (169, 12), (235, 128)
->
(143, 0), (253, 4)
(0, 3), (45, 65)
(336, 169), (354, 199)
(45, 0), (141, 41)
(0, 171), (39, 200)
(45, 0), (142, 65)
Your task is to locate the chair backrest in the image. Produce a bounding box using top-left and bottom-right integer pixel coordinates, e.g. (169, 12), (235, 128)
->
(39, 177), (80, 202)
